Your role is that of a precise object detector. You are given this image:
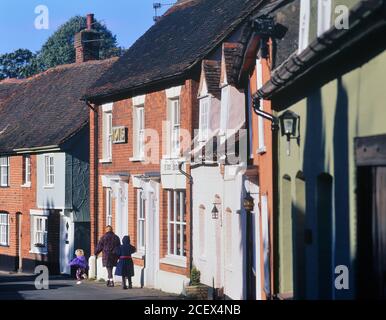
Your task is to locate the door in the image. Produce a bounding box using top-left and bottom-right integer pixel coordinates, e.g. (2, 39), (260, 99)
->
(115, 182), (129, 241)
(60, 214), (74, 274)
(356, 135), (386, 298)
(145, 191), (157, 287)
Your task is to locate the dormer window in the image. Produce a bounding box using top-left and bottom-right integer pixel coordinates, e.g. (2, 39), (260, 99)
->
(298, 0), (311, 53)
(317, 0), (332, 36)
(220, 85), (230, 136)
(199, 97), (211, 142)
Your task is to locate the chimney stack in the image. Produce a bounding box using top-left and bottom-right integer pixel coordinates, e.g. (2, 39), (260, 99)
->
(87, 13), (94, 30)
(74, 13), (100, 64)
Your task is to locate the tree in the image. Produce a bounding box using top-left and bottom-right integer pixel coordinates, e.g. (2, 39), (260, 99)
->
(37, 15), (122, 70)
(0, 16), (122, 80)
(0, 49), (38, 80)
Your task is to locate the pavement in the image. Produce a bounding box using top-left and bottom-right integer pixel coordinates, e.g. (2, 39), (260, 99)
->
(0, 272), (184, 300)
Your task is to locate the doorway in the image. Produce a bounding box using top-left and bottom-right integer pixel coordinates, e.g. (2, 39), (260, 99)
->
(59, 213), (74, 275)
(356, 135), (386, 299)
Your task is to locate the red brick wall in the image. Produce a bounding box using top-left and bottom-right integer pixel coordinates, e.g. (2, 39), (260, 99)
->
(0, 154), (60, 273)
(90, 79), (199, 278)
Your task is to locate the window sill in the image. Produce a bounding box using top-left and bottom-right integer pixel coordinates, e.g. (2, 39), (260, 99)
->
(43, 185), (54, 189)
(29, 249), (48, 255)
(160, 255), (187, 268)
(99, 159), (112, 164)
(129, 157), (145, 163)
(21, 182), (31, 188)
(0, 185), (9, 188)
(256, 146), (267, 155)
(132, 252), (145, 260)
(0, 244), (10, 248)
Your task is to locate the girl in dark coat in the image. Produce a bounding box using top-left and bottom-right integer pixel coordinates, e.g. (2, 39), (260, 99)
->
(95, 226), (121, 287)
(115, 236), (136, 289)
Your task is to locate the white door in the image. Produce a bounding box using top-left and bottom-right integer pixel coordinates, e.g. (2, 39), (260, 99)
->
(145, 191), (157, 287)
(59, 214), (74, 274)
(115, 182), (129, 241)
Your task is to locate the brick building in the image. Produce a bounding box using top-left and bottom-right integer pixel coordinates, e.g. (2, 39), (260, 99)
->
(84, 0), (273, 294)
(0, 15), (115, 274)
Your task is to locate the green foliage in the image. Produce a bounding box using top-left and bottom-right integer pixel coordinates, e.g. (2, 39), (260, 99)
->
(0, 49), (38, 80)
(0, 16), (122, 80)
(37, 15), (122, 70)
(190, 266), (201, 286)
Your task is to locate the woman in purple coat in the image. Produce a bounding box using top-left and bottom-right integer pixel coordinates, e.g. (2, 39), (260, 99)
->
(115, 236), (136, 289)
(95, 226), (121, 287)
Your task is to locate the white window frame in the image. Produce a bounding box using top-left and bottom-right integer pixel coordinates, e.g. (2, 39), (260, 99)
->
(0, 213), (9, 246)
(220, 85), (230, 136)
(317, 0), (332, 36)
(44, 154), (55, 187)
(133, 105), (145, 160)
(256, 59), (266, 154)
(31, 215), (48, 254)
(23, 155), (31, 186)
(167, 190), (187, 258)
(170, 98), (181, 158)
(137, 189), (146, 253)
(298, 0), (311, 53)
(105, 188), (113, 226)
(199, 97), (211, 143)
(0, 156), (9, 187)
(102, 109), (113, 162)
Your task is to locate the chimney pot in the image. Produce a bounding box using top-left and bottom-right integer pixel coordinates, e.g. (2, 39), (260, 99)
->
(87, 13), (94, 30)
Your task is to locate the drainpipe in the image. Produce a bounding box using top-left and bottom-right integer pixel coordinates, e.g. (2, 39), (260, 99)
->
(252, 93), (279, 131)
(86, 100), (98, 279)
(178, 161), (194, 279)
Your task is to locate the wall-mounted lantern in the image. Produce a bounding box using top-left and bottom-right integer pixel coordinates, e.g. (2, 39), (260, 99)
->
(279, 110), (300, 156)
(243, 193), (255, 212)
(211, 204), (219, 220)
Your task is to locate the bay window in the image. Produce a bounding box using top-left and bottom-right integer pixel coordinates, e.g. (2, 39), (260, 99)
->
(31, 215), (48, 253)
(105, 188), (113, 226)
(167, 190), (187, 257)
(137, 189), (146, 252)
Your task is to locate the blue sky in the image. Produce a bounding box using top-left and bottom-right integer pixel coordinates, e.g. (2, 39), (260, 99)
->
(0, 0), (169, 54)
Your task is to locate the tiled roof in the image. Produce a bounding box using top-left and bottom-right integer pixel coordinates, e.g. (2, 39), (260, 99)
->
(0, 58), (117, 154)
(85, 0), (271, 102)
(0, 79), (27, 107)
(202, 60), (221, 99)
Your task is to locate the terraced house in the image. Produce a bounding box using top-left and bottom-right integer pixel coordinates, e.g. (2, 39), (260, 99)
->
(256, 0), (386, 299)
(84, 0), (287, 296)
(0, 16), (115, 274)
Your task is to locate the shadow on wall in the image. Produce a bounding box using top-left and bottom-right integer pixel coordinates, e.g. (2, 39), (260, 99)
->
(298, 77), (351, 299)
(332, 77), (351, 299)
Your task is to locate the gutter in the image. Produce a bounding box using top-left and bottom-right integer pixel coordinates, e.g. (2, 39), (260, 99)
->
(13, 145), (61, 154)
(257, 0), (386, 100)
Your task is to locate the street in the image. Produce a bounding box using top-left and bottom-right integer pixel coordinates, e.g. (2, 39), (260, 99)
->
(0, 272), (183, 300)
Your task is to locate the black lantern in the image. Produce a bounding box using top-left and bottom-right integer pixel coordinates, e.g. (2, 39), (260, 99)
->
(280, 111), (299, 139)
(243, 193), (254, 212)
(211, 204), (219, 220)
(279, 110), (299, 156)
